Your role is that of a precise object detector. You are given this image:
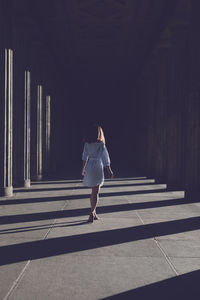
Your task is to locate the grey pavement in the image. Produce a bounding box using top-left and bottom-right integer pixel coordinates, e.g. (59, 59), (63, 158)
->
(0, 177), (200, 300)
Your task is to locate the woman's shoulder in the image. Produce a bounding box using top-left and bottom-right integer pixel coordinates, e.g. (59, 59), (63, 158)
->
(97, 141), (105, 148)
(86, 141), (104, 150)
(87, 141), (103, 145)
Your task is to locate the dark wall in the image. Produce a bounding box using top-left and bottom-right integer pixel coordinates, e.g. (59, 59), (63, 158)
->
(51, 78), (141, 178)
(4, 0), (200, 198)
(134, 0), (200, 200)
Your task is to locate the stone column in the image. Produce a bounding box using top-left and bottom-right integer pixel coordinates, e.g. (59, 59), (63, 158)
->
(166, 17), (189, 190)
(24, 71), (31, 187)
(30, 66), (38, 181)
(44, 96), (51, 174)
(13, 52), (24, 188)
(12, 21), (32, 188)
(184, 0), (200, 200)
(0, 49), (14, 196)
(154, 30), (171, 183)
(0, 0), (14, 196)
(30, 43), (47, 181)
(144, 54), (158, 178)
(36, 85), (43, 180)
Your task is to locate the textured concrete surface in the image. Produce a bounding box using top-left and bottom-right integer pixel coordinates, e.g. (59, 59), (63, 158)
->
(0, 177), (200, 299)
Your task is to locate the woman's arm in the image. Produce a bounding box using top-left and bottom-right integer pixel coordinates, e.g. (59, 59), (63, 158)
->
(81, 160), (87, 176)
(106, 165), (114, 179)
(101, 144), (113, 179)
(82, 143), (88, 176)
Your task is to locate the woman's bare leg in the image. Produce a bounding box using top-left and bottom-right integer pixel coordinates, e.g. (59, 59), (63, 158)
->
(88, 193), (94, 222)
(88, 185), (100, 221)
(91, 185), (100, 213)
(94, 185), (101, 219)
(94, 186), (100, 219)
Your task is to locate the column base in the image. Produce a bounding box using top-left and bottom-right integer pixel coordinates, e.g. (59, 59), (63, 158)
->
(36, 174), (43, 181)
(24, 179), (31, 188)
(0, 186), (13, 197)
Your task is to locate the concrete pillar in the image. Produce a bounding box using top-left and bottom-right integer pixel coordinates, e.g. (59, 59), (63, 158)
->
(30, 44), (47, 181)
(153, 31), (171, 183)
(185, 0), (200, 200)
(24, 71), (31, 187)
(143, 54), (158, 178)
(30, 70), (38, 181)
(166, 17), (189, 190)
(36, 85), (43, 180)
(134, 74), (148, 173)
(13, 57), (24, 188)
(0, 49), (14, 196)
(0, 0), (14, 197)
(44, 96), (51, 175)
(12, 17), (34, 188)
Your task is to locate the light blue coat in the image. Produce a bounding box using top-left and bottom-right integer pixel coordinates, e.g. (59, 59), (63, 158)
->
(82, 142), (110, 187)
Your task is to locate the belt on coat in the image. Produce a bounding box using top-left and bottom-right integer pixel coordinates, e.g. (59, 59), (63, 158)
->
(88, 158), (100, 160)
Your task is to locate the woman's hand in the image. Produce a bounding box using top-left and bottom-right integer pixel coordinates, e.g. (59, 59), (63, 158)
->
(82, 160), (87, 176)
(106, 166), (114, 179)
(81, 168), (85, 176)
(110, 172), (114, 179)
(109, 170), (114, 179)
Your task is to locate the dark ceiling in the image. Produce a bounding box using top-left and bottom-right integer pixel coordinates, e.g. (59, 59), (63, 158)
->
(15, 0), (177, 82)
(13, 0), (178, 175)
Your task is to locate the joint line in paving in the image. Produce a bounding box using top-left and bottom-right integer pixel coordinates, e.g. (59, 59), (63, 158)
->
(43, 184), (79, 238)
(135, 210), (179, 276)
(3, 261), (31, 300)
(3, 183), (79, 300)
(135, 210), (145, 225)
(153, 238), (179, 276)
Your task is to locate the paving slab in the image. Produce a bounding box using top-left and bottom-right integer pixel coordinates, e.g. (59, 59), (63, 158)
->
(126, 191), (185, 202)
(170, 257), (200, 274)
(0, 261), (28, 298)
(0, 220), (55, 245)
(0, 177), (200, 299)
(8, 256), (175, 300)
(156, 239), (200, 258)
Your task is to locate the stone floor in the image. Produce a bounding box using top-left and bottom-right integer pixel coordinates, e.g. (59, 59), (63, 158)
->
(0, 177), (200, 300)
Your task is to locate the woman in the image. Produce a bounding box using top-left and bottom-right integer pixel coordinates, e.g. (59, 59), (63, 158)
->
(81, 125), (113, 222)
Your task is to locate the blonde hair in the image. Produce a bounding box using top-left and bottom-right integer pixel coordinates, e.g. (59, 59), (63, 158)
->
(98, 126), (105, 144)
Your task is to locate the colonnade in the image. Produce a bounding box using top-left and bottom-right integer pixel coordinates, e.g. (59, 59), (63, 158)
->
(136, 0), (200, 200)
(1, 0), (200, 202)
(0, 1), (52, 196)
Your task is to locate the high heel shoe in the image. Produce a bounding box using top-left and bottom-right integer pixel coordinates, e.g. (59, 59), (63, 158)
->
(94, 213), (100, 220)
(88, 213), (94, 223)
